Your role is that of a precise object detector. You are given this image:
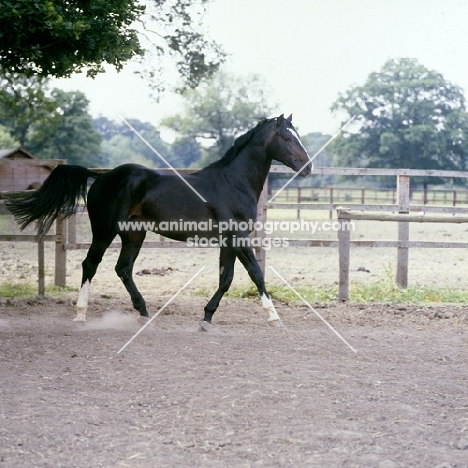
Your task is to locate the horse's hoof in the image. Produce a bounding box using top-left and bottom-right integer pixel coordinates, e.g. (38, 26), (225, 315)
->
(137, 316), (150, 324)
(72, 319), (86, 328)
(73, 316), (86, 323)
(199, 320), (215, 332)
(268, 319), (284, 328)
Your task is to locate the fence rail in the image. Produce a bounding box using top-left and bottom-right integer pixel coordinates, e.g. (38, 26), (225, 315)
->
(3, 165), (468, 296)
(270, 186), (468, 207)
(337, 208), (468, 301)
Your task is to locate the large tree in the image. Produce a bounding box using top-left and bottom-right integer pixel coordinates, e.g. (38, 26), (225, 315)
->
(29, 89), (102, 166)
(0, 124), (18, 147)
(0, 0), (224, 91)
(331, 58), (468, 182)
(161, 71), (276, 165)
(95, 116), (178, 168)
(0, 71), (59, 145)
(0, 68), (101, 165)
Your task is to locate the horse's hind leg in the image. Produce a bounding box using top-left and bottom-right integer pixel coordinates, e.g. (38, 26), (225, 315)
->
(235, 245), (283, 327)
(203, 247), (236, 325)
(75, 236), (113, 321)
(115, 232), (149, 320)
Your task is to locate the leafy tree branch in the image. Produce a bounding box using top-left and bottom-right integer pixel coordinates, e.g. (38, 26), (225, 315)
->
(0, 0), (225, 93)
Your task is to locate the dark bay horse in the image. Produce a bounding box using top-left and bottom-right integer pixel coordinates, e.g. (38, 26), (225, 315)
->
(7, 114), (311, 327)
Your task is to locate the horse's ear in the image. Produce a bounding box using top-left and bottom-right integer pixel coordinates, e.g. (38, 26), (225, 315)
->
(277, 114), (285, 126)
(286, 114), (293, 122)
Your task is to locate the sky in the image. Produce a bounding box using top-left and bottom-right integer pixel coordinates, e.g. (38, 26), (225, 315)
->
(53, 0), (468, 137)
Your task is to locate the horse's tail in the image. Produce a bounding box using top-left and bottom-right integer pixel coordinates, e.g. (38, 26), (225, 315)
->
(6, 165), (100, 240)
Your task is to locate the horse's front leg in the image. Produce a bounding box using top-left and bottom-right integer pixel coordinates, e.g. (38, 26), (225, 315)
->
(235, 245), (283, 328)
(202, 247), (236, 328)
(75, 279), (91, 322)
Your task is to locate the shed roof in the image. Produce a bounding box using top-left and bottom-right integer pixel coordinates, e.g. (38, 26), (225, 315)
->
(0, 147), (37, 159)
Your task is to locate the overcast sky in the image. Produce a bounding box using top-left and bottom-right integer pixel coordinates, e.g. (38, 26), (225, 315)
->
(53, 0), (468, 137)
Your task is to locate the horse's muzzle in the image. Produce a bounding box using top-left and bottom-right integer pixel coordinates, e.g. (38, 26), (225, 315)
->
(299, 162), (312, 177)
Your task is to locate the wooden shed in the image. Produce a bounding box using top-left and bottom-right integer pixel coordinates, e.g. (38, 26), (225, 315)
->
(0, 147), (53, 192)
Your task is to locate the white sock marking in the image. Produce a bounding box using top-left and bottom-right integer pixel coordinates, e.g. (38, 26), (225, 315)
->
(74, 280), (90, 322)
(261, 293), (280, 322)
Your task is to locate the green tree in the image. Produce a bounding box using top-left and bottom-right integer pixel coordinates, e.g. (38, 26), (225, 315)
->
(0, 0), (224, 91)
(170, 138), (202, 167)
(0, 124), (18, 148)
(0, 70), (59, 145)
(161, 71), (276, 165)
(93, 116), (127, 140)
(331, 58), (468, 184)
(102, 135), (156, 168)
(96, 117), (176, 168)
(0, 68), (101, 165)
(30, 90), (102, 166)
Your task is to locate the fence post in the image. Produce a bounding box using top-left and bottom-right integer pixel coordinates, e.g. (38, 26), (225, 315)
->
(396, 175), (410, 287)
(254, 178), (268, 276)
(297, 187), (301, 219)
(329, 187), (334, 219)
(68, 213), (77, 245)
(38, 238), (45, 296)
(55, 215), (67, 287)
(338, 212), (350, 301)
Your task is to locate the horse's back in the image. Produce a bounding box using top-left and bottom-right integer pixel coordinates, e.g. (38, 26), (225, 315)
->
(88, 164), (155, 199)
(85, 164), (157, 228)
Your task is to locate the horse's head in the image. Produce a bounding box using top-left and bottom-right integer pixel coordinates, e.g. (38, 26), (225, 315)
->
(269, 114), (312, 177)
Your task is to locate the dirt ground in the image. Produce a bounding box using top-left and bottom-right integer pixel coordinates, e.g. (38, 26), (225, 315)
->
(1, 213), (468, 467)
(1, 294), (467, 468)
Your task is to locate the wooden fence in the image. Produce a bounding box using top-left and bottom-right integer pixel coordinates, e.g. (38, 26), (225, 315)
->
(3, 164), (468, 296)
(0, 159), (66, 295)
(272, 185), (468, 206)
(271, 185), (468, 219)
(336, 208), (468, 301)
(268, 167), (468, 295)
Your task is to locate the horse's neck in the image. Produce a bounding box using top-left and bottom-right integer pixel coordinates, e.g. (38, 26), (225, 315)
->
(228, 146), (271, 200)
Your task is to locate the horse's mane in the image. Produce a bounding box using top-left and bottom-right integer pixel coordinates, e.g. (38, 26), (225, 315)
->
(205, 117), (272, 169)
